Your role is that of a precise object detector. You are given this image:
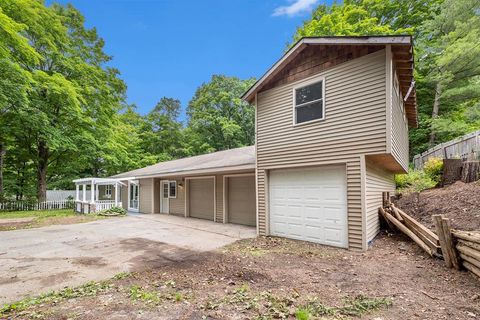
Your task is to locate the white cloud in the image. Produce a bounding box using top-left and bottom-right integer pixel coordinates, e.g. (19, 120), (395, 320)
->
(272, 0), (318, 17)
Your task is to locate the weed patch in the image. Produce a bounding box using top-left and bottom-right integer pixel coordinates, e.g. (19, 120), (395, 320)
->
(129, 285), (162, 305)
(0, 280), (113, 315)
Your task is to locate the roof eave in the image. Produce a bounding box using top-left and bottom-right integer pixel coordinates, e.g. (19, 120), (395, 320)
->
(113, 164), (255, 180)
(241, 35), (413, 103)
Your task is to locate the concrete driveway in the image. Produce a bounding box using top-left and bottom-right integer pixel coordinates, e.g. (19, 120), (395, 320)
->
(0, 214), (256, 304)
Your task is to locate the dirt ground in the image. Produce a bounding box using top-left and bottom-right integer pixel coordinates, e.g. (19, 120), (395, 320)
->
(395, 181), (480, 231)
(3, 234), (479, 320)
(0, 214), (255, 304)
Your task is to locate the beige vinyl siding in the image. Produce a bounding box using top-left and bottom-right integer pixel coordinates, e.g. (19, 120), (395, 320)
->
(153, 179), (160, 213)
(365, 161), (395, 243)
(169, 178), (185, 216)
(139, 178), (154, 214)
(257, 169), (267, 235)
(256, 50), (387, 250)
(391, 69), (409, 172)
(215, 175), (223, 223)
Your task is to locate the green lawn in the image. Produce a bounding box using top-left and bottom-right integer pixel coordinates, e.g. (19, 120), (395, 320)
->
(0, 209), (74, 219)
(0, 209), (105, 230)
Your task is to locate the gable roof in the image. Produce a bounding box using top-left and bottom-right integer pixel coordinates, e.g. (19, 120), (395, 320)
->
(111, 146), (255, 179)
(242, 35), (417, 127)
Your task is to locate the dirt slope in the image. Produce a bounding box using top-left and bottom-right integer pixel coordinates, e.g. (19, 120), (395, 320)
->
(395, 181), (480, 231)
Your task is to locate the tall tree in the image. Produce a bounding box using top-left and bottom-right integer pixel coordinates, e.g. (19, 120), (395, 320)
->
(186, 75), (256, 154)
(290, 0), (440, 45)
(416, 0), (480, 146)
(141, 97), (184, 161)
(0, 2), (40, 199)
(0, 1), (126, 200)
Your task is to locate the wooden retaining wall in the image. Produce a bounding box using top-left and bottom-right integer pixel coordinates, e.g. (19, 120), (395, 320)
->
(380, 193), (480, 281)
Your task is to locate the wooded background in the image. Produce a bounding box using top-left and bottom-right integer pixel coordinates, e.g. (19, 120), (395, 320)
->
(0, 0), (479, 201)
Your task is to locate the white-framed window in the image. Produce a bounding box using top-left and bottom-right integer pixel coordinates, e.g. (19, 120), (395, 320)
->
(293, 79), (325, 125)
(105, 185), (112, 198)
(169, 181), (177, 198)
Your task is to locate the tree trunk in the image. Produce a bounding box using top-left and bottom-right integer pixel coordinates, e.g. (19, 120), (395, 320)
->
(37, 140), (49, 202)
(0, 140), (5, 199)
(429, 82), (442, 146)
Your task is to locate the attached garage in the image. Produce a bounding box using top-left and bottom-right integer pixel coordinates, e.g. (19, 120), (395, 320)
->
(188, 177), (215, 221)
(268, 165), (348, 248)
(225, 175), (256, 226)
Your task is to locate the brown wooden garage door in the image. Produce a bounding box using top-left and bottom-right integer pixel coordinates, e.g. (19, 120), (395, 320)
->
(228, 176), (256, 226)
(189, 178), (214, 220)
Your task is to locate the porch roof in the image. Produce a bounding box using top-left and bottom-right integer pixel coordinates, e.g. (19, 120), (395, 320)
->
(111, 145), (255, 179)
(72, 177), (128, 185)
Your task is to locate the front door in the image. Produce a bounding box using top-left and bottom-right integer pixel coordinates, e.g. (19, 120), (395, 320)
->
(128, 181), (139, 212)
(161, 180), (169, 214)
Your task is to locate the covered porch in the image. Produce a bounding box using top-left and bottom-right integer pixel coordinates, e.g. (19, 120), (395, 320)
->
(73, 178), (127, 213)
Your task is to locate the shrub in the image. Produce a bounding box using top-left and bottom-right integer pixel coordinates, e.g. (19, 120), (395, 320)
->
(96, 206), (127, 216)
(395, 170), (437, 194)
(423, 157), (443, 184)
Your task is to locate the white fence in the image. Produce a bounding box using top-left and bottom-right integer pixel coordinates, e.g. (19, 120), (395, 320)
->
(0, 200), (74, 211)
(413, 130), (480, 170)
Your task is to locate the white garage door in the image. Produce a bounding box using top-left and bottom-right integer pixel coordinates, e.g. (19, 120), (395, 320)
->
(269, 165), (348, 248)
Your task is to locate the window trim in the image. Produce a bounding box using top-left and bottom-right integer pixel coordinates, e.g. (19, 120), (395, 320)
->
(292, 77), (326, 126)
(168, 181), (177, 199)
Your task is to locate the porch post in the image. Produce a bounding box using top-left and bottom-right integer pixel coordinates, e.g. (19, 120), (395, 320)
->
(75, 184), (79, 201)
(82, 184), (86, 202)
(90, 180), (95, 204)
(114, 182), (119, 207)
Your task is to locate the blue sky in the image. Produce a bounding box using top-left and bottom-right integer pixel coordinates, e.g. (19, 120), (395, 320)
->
(48, 0), (325, 120)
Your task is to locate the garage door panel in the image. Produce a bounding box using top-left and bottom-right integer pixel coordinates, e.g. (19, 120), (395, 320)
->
(189, 178), (214, 220)
(269, 166), (348, 248)
(323, 206), (346, 222)
(324, 227), (345, 246)
(227, 176), (256, 226)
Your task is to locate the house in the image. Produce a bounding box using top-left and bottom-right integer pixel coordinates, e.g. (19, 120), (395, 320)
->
(73, 35), (416, 251)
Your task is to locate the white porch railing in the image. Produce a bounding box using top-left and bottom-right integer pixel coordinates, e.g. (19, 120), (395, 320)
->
(95, 200), (119, 211)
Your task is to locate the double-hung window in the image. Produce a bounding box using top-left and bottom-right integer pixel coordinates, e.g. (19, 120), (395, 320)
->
(294, 79), (325, 125)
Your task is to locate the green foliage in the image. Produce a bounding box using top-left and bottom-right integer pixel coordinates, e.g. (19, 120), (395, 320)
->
(295, 308), (311, 320)
(0, 209), (73, 219)
(395, 170), (437, 193)
(396, 157), (444, 193)
(340, 295), (392, 316)
(186, 75), (256, 153)
(129, 285), (162, 305)
(96, 206), (127, 216)
(413, 0), (480, 150)
(290, 0), (441, 46)
(423, 157), (444, 184)
(0, 280), (112, 315)
(174, 292), (184, 302)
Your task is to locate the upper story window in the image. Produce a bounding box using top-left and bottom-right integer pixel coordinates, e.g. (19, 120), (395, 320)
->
(294, 79), (325, 125)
